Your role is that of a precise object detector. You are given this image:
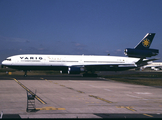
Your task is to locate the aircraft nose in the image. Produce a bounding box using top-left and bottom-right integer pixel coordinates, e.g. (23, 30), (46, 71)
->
(1, 61), (4, 66)
(1, 61), (5, 68)
(1, 60), (8, 66)
(2, 60), (5, 64)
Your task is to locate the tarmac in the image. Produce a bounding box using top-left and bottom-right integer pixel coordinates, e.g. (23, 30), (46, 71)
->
(0, 73), (162, 118)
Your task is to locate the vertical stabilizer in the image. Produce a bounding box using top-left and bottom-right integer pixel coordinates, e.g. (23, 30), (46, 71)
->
(134, 33), (155, 49)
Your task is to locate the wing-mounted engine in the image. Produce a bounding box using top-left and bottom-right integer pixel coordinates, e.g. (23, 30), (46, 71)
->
(60, 66), (84, 74)
(68, 66), (84, 74)
(124, 48), (159, 58)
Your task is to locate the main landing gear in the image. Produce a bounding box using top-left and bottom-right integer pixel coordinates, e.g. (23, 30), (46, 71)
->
(82, 71), (98, 77)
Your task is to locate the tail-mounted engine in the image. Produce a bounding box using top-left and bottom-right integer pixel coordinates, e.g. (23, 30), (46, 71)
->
(124, 48), (159, 58)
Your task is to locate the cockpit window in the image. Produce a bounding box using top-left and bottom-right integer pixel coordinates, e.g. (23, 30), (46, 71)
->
(5, 58), (11, 61)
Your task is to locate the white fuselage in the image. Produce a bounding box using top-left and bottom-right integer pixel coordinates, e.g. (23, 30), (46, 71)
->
(2, 54), (139, 66)
(1, 54), (140, 72)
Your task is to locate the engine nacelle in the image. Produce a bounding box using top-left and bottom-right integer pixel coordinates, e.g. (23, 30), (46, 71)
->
(68, 66), (84, 74)
(124, 48), (159, 58)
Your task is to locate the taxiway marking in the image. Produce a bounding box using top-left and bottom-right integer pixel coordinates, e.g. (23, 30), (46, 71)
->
(126, 94), (148, 100)
(104, 89), (111, 91)
(13, 78), (46, 104)
(43, 78), (85, 93)
(135, 92), (152, 95)
(36, 106), (65, 111)
(89, 95), (113, 103)
(116, 106), (136, 112)
(143, 114), (153, 117)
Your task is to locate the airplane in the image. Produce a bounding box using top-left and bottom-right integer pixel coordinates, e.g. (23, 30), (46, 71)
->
(141, 62), (162, 71)
(1, 33), (159, 76)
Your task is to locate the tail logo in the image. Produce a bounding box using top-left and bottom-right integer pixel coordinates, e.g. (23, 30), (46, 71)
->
(142, 39), (150, 47)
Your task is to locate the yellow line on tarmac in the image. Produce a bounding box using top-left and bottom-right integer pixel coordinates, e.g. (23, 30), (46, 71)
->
(43, 78), (53, 83)
(116, 106), (136, 112)
(77, 90), (85, 93)
(36, 106), (65, 111)
(125, 106), (136, 112)
(13, 78), (46, 104)
(89, 95), (113, 103)
(143, 114), (153, 117)
(44, 78), (85, 93)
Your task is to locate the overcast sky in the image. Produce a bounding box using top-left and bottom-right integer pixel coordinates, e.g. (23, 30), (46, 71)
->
(0, 0), (162, 63)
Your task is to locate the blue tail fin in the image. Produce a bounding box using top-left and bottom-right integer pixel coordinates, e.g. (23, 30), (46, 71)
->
(134, 33), (155, 49)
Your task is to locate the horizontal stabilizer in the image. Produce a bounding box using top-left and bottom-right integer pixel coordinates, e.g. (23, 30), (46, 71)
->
(135, 58), (159, 67)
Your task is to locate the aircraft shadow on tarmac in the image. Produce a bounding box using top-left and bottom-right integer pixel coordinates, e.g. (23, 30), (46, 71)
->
(0, 74), (106, 81)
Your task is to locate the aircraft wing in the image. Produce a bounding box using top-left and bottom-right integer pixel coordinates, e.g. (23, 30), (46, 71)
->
(82, 63), (136, 71)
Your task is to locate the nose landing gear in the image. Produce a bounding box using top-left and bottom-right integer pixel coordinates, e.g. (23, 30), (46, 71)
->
(24, 71), (27, 77)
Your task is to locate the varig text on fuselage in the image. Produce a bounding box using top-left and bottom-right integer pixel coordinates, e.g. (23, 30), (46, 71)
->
(20, 57), (43, 60)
